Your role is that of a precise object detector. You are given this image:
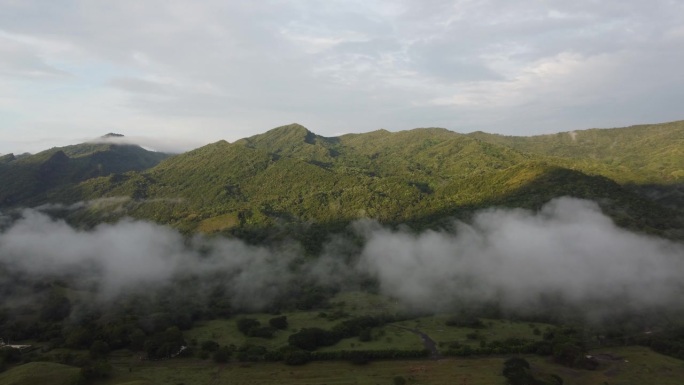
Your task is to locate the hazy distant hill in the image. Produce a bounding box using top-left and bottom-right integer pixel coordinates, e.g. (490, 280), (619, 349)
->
(0, 139), (170, 207)
(5, 122), (669, 248)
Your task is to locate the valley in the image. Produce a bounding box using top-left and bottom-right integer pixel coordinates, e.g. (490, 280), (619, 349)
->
(1, 121), (684, 384)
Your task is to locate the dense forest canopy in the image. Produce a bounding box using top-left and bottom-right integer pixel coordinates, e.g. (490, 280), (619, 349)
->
(1, 121), (682, 245)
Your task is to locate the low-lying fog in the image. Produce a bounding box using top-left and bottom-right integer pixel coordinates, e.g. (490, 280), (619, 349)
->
(1, 197), (682, 317)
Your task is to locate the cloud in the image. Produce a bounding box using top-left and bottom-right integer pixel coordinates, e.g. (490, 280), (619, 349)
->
(0, 209), (338, 309)
(357, 197), (684, 315)
(87, 133), (208, 153)
(34, 197), (132, 212)
(0, 29), (74, 78)
(0, 210), (185, 295)
(1, 0), (683, 154)
(1, 197), (683, 320)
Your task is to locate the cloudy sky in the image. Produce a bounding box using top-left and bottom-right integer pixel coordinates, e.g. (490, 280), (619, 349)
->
(1, 0), (683, 154)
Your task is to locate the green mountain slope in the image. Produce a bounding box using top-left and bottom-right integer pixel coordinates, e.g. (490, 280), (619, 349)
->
(0, 139), (170, 207)
(0, 362), (81, 385)
(468, 120), (684, 184)
(38, 123), (682, 246)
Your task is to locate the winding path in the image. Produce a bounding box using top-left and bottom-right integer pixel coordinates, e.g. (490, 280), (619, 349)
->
(392, 325), (442, 359)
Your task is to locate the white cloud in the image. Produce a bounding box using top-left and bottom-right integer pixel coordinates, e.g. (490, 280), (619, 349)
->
(358, 197), (684, 314)
(3, 198), (683, 317)
(0, 0), (682, 154)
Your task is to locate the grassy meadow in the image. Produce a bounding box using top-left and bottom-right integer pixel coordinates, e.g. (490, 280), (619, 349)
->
(80, 345), (684, 385)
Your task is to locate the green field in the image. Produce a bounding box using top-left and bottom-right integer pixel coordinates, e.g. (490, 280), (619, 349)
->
(4, 291), (684, 385)
(185, 305), (551, 355)
(394, 316), (552, 351)
(328, 292), (406, 316)
(185, 312), (425, 353)
(4, 320), (684, 385)
(529, 346), (684, 385)
(185, 310), (340, 350)
(91, 345), (684, 385)
(0, 361), (81, 385)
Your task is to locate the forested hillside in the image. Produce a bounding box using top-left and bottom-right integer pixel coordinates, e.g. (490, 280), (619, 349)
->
(0, 122), (672, 247)
(469, 120), (684, 184)
(0, 138), (170, 208)
(1, 122), (684, 384)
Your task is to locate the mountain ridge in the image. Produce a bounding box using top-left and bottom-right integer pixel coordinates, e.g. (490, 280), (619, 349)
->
(468, 120), (684, 183)
(2, 121), (683, 247)
(0, 141), (171, 207)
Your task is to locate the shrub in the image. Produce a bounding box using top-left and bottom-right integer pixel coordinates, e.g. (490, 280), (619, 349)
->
(237, 318), (261, 336)
(284, 350), (310, 365)
(249, 327), (275, 339)
(201, 340), (220, 352)
(213, 346), (231, 363)
(288, 328), (340, 351)
(269, 315), (288, 330)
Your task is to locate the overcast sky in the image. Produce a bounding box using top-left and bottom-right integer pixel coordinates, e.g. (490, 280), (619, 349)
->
(1, 0), (683, 154)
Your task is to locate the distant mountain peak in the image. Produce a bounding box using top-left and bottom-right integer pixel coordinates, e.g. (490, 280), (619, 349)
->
(0, 153), (16, 163)
(240, 123), (319, 150)
(102, 133), (125, 138)
(267, 123), (312, 135)
(285, 123), (307, 129)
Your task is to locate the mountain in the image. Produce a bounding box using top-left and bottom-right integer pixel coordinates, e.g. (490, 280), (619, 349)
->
(0, 122), (666, 249)
(1, 122), (682, 248)
(468, 120), (684, 184)
(0, 138), (171, 207)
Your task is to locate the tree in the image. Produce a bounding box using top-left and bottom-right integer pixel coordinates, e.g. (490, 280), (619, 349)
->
(359, 328), (372, 342)
(201, 340), (220, 352)
(144, 327), (185, 359)
(269, 315), (288, 330)
(89, 340), (110, 359)
(502, 357), (563, 385)
(40, 293), (71, 322)
(65, 327), (95, 349)
(249, 326), (275, 339)
(552, 342), (583, 367)
(502, 357), (533, 385)
(0, 347), (21, 373)
(237, 318), (261, 335)
(288, 328), (340, 351)
(283, 349), (310, 365)
(80, 360), (112, 381)
(349, 350), (370, 365)
(213, 346), (231, 363)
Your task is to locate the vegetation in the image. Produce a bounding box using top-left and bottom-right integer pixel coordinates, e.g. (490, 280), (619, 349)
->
(469, 120), (684, 184)
(3, 346), (681, 385)
(1, 121), (684, 383)
(0, 121), (680, 249)
(0, 139), (169, 208)
(0, 362), (81, 385)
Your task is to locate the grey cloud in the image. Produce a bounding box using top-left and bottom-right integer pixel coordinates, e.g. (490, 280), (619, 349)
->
(1, 1), (683, 165)
(108, 77), (171, 95)
(0, 33), (70, 78)
(88, 134), (207, 153)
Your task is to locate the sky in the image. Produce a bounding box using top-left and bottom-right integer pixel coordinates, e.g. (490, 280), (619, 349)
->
(1, 0), (683, 154)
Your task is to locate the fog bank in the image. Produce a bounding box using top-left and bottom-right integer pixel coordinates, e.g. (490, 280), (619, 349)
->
(1, 197), (683, 316)
(358, 198), (684, 312)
